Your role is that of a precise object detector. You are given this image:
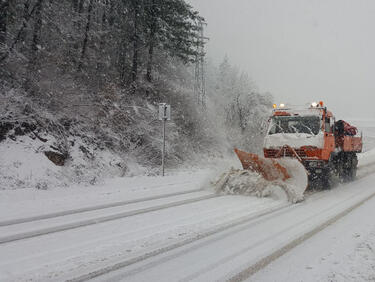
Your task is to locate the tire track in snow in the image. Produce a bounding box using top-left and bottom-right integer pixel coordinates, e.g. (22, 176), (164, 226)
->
(0, 192), (218, 244)
(68, 187), (366, 282)
(61, 190), (330, 281)
(89, 180), (372, 282)
(0, 188), (203, 227)
(229, 187), (375, 281)
(66, 202), (294, 282)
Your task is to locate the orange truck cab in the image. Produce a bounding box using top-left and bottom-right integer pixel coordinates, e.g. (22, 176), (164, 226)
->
(263, 102), (362, 187)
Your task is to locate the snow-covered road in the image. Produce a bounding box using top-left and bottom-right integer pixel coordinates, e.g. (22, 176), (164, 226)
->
(1, 168), (375, 281)
(249, 181), (375, 282)
(90, 174), (375, 282)
(1, 141), (375, 281)
(0, 175), (285, 281)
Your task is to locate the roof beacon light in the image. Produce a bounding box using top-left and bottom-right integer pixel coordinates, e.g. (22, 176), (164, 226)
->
(319, 101), (324, 107)
(311, 102), (318, 107)
(273, 104), (277, 109)
(279, 103), (285, 108)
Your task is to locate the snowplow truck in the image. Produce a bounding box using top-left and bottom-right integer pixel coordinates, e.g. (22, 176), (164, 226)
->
(235, 102), (362, 190)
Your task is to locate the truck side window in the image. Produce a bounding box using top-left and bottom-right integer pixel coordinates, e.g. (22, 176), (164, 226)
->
(325, 117), (331, 133)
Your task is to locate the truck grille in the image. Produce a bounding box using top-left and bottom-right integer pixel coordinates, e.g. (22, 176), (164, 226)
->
(264, 148), (307, 158)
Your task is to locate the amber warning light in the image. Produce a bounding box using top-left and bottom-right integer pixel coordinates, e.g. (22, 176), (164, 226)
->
(273, 103), (287, 109)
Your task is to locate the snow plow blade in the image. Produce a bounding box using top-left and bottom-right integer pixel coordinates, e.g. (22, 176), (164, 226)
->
(234, 148), (309, 197)
(234, 148), (290, 181)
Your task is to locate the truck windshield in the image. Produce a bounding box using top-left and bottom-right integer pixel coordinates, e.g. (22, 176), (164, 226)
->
(268, 116), (321, 135)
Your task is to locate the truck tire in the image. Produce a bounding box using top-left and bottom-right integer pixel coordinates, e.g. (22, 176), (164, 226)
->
(340, 152), (357, 182)
(321, 163), (335, 189)
(347, 153), (358, 181)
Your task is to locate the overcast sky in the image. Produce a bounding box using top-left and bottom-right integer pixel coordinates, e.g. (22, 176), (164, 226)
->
(188, 0), (375, 119)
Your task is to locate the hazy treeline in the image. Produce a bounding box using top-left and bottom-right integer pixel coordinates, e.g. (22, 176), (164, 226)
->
(206, 56), (273, 153)
(0, 0), (203, 90)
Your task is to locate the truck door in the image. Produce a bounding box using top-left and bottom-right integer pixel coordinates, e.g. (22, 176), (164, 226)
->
(323, 117), (335, 159)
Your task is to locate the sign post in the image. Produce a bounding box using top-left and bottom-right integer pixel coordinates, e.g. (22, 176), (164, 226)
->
(159, 103), (171, 176)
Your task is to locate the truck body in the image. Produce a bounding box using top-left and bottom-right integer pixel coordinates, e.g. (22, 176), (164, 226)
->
(262, 102), (362, 186)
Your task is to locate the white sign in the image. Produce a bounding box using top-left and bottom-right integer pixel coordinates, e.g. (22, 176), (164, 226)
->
(159, 103), (171, 121)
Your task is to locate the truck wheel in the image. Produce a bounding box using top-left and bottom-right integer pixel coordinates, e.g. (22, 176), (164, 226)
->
(340, 152), (357, 182)
(347, 153), (358, 181)
(336, 154), (346, 183)
(322, 167), (334, 189)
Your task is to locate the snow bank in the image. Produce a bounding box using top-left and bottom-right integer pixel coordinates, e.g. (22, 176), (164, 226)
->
(213, 166), (305, 204)
(0, 169), (212, 221)
(0, 136), (63, 190)
(0, 134), (131, 190)
(278, 158), (308, 202)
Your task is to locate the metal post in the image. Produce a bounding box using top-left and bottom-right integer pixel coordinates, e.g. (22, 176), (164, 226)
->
(162, 117), (166, 176)
(159, 103), (170, 177)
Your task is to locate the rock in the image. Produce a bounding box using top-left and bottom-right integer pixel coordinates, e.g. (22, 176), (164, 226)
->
(36, 182), (48, 190)
(14, 127), (24, 136)
(23, 104), (32, 114)
(9, 135), (16, 141)
(79, 145), (94, 159)
(44, 151), (66, 166)
(0, 122), (14, 141)
(21, 122), (37, 133)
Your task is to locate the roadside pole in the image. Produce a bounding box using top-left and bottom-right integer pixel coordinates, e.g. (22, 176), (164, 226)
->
(159, 103), (171, 176)
(162, 116), (166, 176)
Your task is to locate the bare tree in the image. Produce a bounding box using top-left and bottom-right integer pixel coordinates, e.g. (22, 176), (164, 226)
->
(0, 0), (10, 44)
(130, 0), (140, 84)
(78, 0), (93, 71)
(145, 0), (157, 82)
(29, 0), (43, 68)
